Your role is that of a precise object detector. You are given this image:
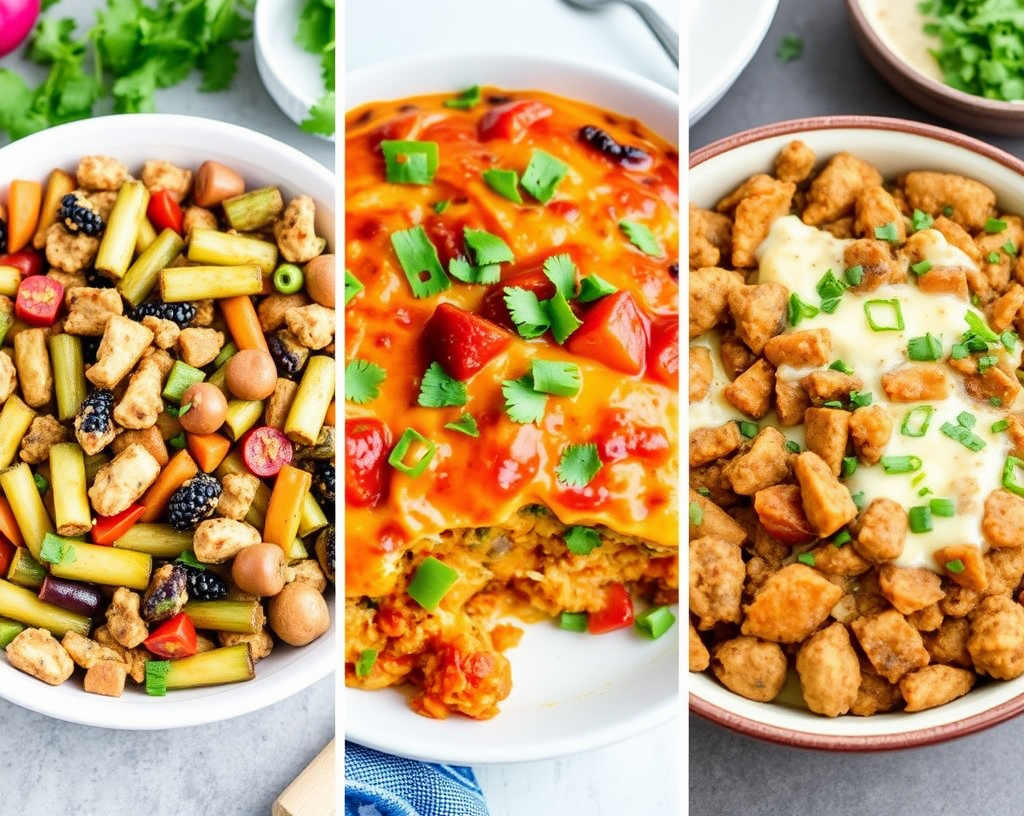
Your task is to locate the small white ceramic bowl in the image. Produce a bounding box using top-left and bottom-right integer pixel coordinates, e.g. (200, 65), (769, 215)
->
(345, 52), (679, 765)
(0, 113), (335, 730)
(690, 116), (1024, 750)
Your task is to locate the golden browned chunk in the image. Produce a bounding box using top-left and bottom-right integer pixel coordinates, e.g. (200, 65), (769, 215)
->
(901, 171), (996, 231)
(14, 328), (53, 408)
(722, 427), (791, 495)
(257, 292), (308, 332)
(45, 223), (100, 274)
(689, 266), (744, 339)
(192, 517), (262, 564)
(76, 155), (128, 191)
(800, 370), (863, 406)
(803, 407), (850, 477)
(274, 195), (323, 263)
(285, 303), (335, 350)
(880, 364), (949, 402)
(934, 544), (988, 591)
(899, 665), (974, 712)
(796, 622), (861, 717)
(689, 622), (711, 672)
(916, 265), (970, 300)
(968, 595), (1024, 679)
(689, 488), (747, 546)
(689, 346), (713, 403)
(105, 588), (149, 648)
(843, 238), (904, 292)
(853, 498), (907, 563)
(731, 177), (796, 268)
(728, 283), (788, 354)
(718, 329), (758, 379)
(774, 139), (815, 184)
(878, 564), (944, 615)
(850, 666), (904, 716)
(923, 618), (972, 668)
(219, 628), (274, 661)
(216, 471), (260, 521)
(88, 443), (161, 517)
(689, 422), (742, 468)
(92, 625), (146, 683)
(847, 404), (892, 465)
(803, 153), (883, 226)
(723, 358), (775, 419)
(689, 203), (733, 270)
(982, 489), (1024, 548)
(0, 352), (16, 405)
(83, 660), (129, 697)
(762, 328), (831, 368)
(61, 631), (126, 669)
(64, 287), (124, 336)
(289, 558), (328, 593)
(86, 315), (154, 389)
(689, 536), (745, 630)
(808, 539), (872, 576)
(141, 315), (180, 349)
(141, 160), (192, 201)
(932, 215), (982, 263)
(794, 451), (857, 538)
(113, 357), (164, 430)
(988, 283), (1024, 332)
(711, 636), (788, 702)
(753, 483), (816, 545)
(949, 354), (1021, 407)
(183, 205), (217, 236)
(6, 628), (74, 685)
(178, 327), (225, 368)
(851, 608), (930, 683)
(985, 545), (1024, 595)
(854, 185), (906, 242)
(821, 216), (855, 239)
(19, 415), (67, 465)
(742, 563), (843, 643)
(264, 378), (298, 429)
(775, 380), (811, 426)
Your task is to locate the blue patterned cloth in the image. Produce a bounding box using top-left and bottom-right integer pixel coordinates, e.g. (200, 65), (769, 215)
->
(345, 742), (490, 816)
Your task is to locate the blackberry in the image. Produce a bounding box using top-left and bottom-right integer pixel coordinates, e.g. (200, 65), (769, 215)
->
(57, 193), (105, 236)
(311, 460), (335, 505)
(167, 473), (221, 531)
(76, 389), (115, 435)
(578, 125), (651, 169)
(182, 564), (229, 601)
(84, 267), (116, 289)
(129, 300), (197, 328)
(0, 217), (7, 254)
(80, 336), (102, 366)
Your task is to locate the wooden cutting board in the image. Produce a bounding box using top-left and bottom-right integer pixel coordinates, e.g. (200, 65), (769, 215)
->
(273, 739), (336, 816)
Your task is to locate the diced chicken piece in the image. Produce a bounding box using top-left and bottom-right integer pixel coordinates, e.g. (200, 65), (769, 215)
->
(968, 595), (1024, 679)
(923, 618), (972, 668)
(762, 328), (831, 368)
(723, 358), (775, 419)
(178, 327), (225, 368)
(803, 152), (884, 226)
(742, 563), (844, 643)
(916, 265), (971, 300)
(14, 328), (53, 408)
(851, 608), (930, 683)
(908, 603), (944, 632)
(800, 370), (863, 406)
(880, 364), (949, 402)
(854, 185), (906, 242)
(689, 535), (745, 630)
(796, 622), (861, 717)
(807, 538), (872, 577)
(931, 215), (982, 264)
(842, 238), (904, 292)
(853, 498), (907, 563)
(729, 176), (796, 268)
(45, 223), (100, 274)
(775, 380), (810, 426)
(847, 404), (892, 465)
(289, 558), (328, 593)
(901, 171), (996, 231)
(728, 283), (788, 354)
(718, 329), (758, 379)
(113, 358), (164, 430)
(83, 659), (129, 697)
(849, 664), (904, 716)
(183, 205), (218, 236)
(689, 422), (742, 469)
(285, 304), (335, 350)
(982, 489), (1024, 548)
(92, 625), (147, 682)
(983, 544), (1024, 595)
(86, 315), (154, 389)
(689, 203), (732, 269)
(934, 544), (988, 591)
(722, 426), (791, 495)
(19, 415), (67, 465)
(140, 315), (181, 349)
(142, 347), (175, 379)
(258, 293), (308, 333)
(216, 471), (260, 521)
(6, 628), (74, 685)
(273, 195), (323, 263)
(988, 283), (1024, 333)
(88, 443), (161, 517)
(112, 426), (169, 468)
(689, 622), (710, 672)
(878, 564), (944, 615)
(63, 287), (124, 336)
(264, 378), (298, 429)
(688, 488), (747, 546)
(86, 191), (118, 221)
(0, 351), (18, 405)
(794, 451), (857, 537)
(192, 517), (262, 564)
(752, 484), (816, 545)
(711, 636), (788, 702)
(61, 631), (127, 669)
(689, 266), (744, 339)
(774, 139), (815, 184)
(76, 155), (129, 191)
(218, 628), (274, 661)
(689, 346), (713, 403)
(104, 588), (149, 648)
(900, 665), (974, 712)
(141, 160), (192, 202)
(948, 353), (1021, 407)
(803, 407), (850, 477)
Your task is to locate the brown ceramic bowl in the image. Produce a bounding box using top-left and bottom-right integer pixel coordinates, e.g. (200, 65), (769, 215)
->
(845, 0), (1024, 135)
(690, 115), (1024, 750)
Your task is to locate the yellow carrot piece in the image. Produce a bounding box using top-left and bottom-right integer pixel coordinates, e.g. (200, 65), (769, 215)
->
(32, 169), (76, 250)
(263, 465), (311, 551)
(0, 462), (54, 560)
(0, 395), (35, 471)
(49, 443), (91, 537)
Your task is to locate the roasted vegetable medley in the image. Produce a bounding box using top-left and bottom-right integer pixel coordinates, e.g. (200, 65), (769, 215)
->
(0, 153), (334, 697)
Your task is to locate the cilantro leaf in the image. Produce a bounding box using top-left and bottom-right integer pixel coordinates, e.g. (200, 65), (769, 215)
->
(418, 362), (468, 408)
(345, 359), (386, 404)
(776, 34), (804, 63)
(619, 219), (664, 257)
(344, 269), (364, 306)
(503, 287), (551, 338)
(444, 412), (480, 437)
(301, 91), (336, 136)
(501, 376), (548, 424)
(464, 228), (514, 266)
(542, 254), (577, 299)
(564, 527), (601, 555)
(522, 149), (569, 203)
(555, 443), (603, 488)
(197, 41), (240, 92)
(531, 359), (581, 397)
(578, 273), (617, 303)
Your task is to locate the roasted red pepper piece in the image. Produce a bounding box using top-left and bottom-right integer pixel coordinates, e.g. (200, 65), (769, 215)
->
(15, 274), (63, 326)
(477, 100), (553, 142)
(424, 302), (513, 380)
(0, 248), (43, 277)
(566, 290), (649, 375)
(646, 316), (679, 386)
(143, 612), (198, 659)
(91, 503), (146, 545)
(146, 188), (184, 235)
(588, 582), (635, 634)
(345, 418), (392, 508)
(479, 269), (558, 331)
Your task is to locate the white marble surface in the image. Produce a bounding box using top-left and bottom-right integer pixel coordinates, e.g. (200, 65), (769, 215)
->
(0, 4), (335, 814)
(345, 2), (680, 813)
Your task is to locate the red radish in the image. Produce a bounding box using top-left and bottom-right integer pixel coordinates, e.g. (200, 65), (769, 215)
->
(15, 274), (63, 326)
(242, 426), (294, 478)
(0, 0), (40, 58)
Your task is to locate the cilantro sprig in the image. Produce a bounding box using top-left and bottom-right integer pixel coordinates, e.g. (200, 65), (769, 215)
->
(345, 359), (386, 404)
(555, 443), (603, 488)
(296, 0), (336, 135)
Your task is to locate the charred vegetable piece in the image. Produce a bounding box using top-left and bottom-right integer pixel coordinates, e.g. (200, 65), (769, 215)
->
(311, 460), (335, 505)
(37, 575), (104, 617)
(577, 125), (652, 169)
(423, 302), (513, 381)
(314, 524), (334, 583)
(141, 563), (189, 623)
(267, 330), (309, 376)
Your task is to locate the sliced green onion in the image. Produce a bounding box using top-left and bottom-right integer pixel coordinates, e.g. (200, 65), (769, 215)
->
(144, 659), (170, 696)
(444, 84), (482, 110)
(1001, 330), (1018, 351)
(387, 427), (436, 477)
(738, 420), (758, 438)
(910, 259), (933, 276)
(908, 505), (933, 533)
(844, 264), (864, 286)
(864, 299), (904, 331)
(832, 529), (852, 547)
(696, 486), (711, 497)
(1002, 455), (1024, 497)
(930, 497), (956, 517)
(992, 419), (1010, 433)
(945, 559), (965, 574)
(849, 390), (873, 408)
(482, 168), (523, 203)
(918, 486), (933, 497)
(841, 456), (858, 477)
(907, 333), (942, 361)
(390, 225), (450, 298)
(957, 411), (976, 428)
(977, 354), (999, 373)
(988, 250), (1002, 264)
(785, 440), (801, 454)
(829, 360), (853, 374)
(940, 421), (986, 452)
(1004, 240), (1018, 257)
(874, 222), (900, 243)
(444, 412), (480, 437)
(381, 140), (439, 185)
(522, 149), (569, 203)
(985, 217), (1008, 233)
(943, 205), (954, 217)
(851, 490), (866, 511)
(355, 648), (377, 678)
(881, 454), (922, 474)
(788, 293), (820, 326)
(433, 199), (450, 214)
(965, 311), (1000, 343)
(901, 405), (934, 437)
(912, 209), (934, 230)
(634, 605), (676, 639)
(816, 269), (846, 313)
(689, 500), (704, 526)
(797, 551), (816, 567)
(531, 359), (582, 397)
(560, 611), (588, 632)
(822, 400), (844, 409)
(407, 556), (459, 611)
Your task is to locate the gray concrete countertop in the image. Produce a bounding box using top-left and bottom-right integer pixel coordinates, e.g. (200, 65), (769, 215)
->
(0, 4), (335, 814)
(690, 2), (1024, 815)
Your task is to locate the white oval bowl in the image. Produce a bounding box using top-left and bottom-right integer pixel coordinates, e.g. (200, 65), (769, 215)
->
(690, 116), (1024, 750)
(0, 113), (335, 730)
(344, 52), (679, 765)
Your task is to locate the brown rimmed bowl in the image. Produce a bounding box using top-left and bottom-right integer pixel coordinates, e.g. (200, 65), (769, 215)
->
(690, 115), (1024, 750)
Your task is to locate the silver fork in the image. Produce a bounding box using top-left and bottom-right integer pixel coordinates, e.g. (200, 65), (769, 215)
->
(559, 0), (678, 66)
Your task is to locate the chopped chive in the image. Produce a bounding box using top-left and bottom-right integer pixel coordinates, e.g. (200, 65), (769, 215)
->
(910, 259), (933, 275)
(355, 649), (377, 678)
(785, 440), (801, 454)
(911, 471), (927, 487)
(797, 551), (816, 567)
(822, 400), (844, 409)
(991, 396), (1004, 407)
(940, 421), (986, 452)
(908, 505), (933, 533)
(988, 250), (1001, 264)
(864, 299), (904, 331)
(738, 420), (758, 438)
(965, 311), (1000, 343)
(578, 273), (617, 302)
(977, 354), (999, 373)
(696, 486), (711, 497)
(985, 217), (1008, 233)
(832, 529), (852, 547)
(945, 559), (965, 574)
(816, 269), (846, 313)
(844, 265), (864, 286)
(943, 205), (954, 217)
(1001, 330), (1018, 351)
(881, 454), (922, 474)
(433, 199), (450, 214)
(992, 419), (1010, 433)
(930, 497), (956, 517)
(901, 405), (934, 437)
(918, 486), (933, 497)
(842, 456), (858, 477)
(851, 490), (866, 511)
(874, 222), (900, 243)
(531, 359), (582, 397)
(829, 359), (853, 374)
(912, 209), (934, 230)
(634, 605), (676, 639)
(689, 500), (704, 526)
(956, 411), (976, 429)
(560, 611), (588, 632)
(444, 84), (482, 110)
(788, 293), (819, 326)
(1004, 240), (1018, 256)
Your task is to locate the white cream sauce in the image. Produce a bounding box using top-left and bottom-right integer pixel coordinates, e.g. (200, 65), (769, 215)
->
(858, 0), (944, 83)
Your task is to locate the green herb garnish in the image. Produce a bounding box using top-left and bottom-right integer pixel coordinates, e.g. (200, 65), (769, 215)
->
(345, 359), (386, 404)
(555, 443), (603, 488)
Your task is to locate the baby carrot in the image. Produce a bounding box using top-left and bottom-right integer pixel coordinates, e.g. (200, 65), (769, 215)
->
(220, 295), (269, 353)
(139, 449), (199, 523)
(263, 464), (311, 550)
